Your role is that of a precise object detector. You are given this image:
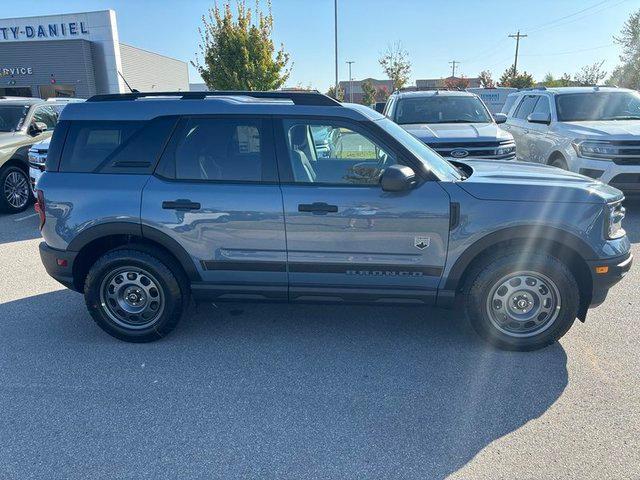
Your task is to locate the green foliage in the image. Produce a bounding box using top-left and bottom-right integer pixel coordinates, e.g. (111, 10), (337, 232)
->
(193, 1), (291, 91)
(542, 72), (572, 87)
(608, 9), (640, 88)
(478, 70), (495, 88)
(379, 42), (411, 90)
(573, 61), (607, 86)
(498, 64), (535, 88)
(326, 85), (345, 101)
(361, 80), (376, 105)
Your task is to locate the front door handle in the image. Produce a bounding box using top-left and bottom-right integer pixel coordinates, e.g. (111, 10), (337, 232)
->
(162, 199), (201, 211)
(298, 202), (338, 214)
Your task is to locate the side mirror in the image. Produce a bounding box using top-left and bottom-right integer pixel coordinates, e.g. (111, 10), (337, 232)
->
(527, 112), (551, 125)
(381, 165), (416, 192)
(29, 121), (48, 136)
(493, 113), (507, 124)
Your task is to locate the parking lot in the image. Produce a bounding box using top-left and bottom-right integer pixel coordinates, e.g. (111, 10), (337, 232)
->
(0, 204), (638, 479)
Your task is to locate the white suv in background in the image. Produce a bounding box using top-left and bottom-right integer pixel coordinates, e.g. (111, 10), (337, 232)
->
(501, 86), (640, 194)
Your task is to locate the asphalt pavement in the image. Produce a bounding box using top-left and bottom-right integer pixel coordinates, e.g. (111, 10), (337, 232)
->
(0, 205), (638, 479)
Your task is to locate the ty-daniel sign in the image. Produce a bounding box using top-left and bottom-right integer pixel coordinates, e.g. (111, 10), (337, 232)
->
(0, 22), (89, 41)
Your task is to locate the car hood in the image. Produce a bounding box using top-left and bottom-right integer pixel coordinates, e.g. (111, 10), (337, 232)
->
(30, 138), (51, 151)
(0, 131), (17, 145)
(401, 122), (512, 143)
(558, 120), (640, 139)
(456, 159), (623, 204)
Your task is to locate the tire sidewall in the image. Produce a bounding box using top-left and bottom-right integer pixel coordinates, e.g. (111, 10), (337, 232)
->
(0, 165), (31, 214)
(466, 253), (579, 351)
(84, 250), (184, 342)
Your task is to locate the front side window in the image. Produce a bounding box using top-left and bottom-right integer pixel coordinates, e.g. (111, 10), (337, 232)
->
(173, 118), (268, 182)
(532, 96), (551, 117)
(555, 91), (640, 121)
(394, 96), (493, 124)
(0, 105), (29, 132)
(514, 95), (539, 120)
(32, 105), (58, 130)
(283, 120), (397, 185)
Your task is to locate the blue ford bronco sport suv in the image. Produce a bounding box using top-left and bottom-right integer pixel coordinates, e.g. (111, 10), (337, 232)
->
(36, 91), (632, 351)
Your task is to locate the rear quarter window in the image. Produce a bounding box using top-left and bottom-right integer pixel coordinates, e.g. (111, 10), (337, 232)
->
(59, 117), (177, 174)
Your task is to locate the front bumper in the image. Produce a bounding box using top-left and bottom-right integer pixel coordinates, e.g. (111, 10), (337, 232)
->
(39, 242), (78, 291)
(570, 155), (640, 194)
(586, 252), (633, 307)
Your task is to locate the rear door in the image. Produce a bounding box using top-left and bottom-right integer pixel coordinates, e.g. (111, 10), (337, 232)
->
(275, 117), (451, 304)
(141, 116), (288, 301)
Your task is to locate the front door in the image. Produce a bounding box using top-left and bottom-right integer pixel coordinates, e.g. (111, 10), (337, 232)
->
(142, 116), (288, 301)
(275, 118), (451, 304)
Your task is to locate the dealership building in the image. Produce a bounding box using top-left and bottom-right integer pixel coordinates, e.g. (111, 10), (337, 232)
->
(0, 10), (189, 98)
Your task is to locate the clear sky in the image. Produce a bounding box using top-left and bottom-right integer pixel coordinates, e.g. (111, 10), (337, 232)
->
(5, 0), (638, 90)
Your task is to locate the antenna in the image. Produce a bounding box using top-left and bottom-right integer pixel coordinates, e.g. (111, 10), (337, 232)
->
(118, 71), (139, 93)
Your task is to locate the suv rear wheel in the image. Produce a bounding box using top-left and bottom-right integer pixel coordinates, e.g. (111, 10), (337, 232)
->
(0, 165), (31, 214)
(464, 251), (579, 351)
(84, 248), (186, 342)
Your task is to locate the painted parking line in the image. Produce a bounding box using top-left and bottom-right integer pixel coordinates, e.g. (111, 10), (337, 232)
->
(14, 213), (38, 222)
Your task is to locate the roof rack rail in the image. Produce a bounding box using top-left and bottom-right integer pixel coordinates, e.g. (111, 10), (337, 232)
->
(86, 90), (342, 106)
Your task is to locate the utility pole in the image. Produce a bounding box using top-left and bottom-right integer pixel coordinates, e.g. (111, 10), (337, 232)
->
(334, 0), (338, 99)
(448, 60), (459, 78)
(508, 30), (527, 75)
(346, 60), (355, 102)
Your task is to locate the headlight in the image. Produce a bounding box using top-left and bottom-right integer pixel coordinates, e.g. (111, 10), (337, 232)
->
(605, 202), (626, 239)
(572, 140), (617, 159)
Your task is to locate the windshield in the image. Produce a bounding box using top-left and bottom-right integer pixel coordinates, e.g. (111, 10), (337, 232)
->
(0, 105), (29, 132)
(376, 118), (462, 181)
(395, 96), (493, 124)
(556, 91), (640, 121)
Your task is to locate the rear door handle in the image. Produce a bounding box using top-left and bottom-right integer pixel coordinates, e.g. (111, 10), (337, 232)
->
(162, 199), (201, 211)
(298, 202), (338, 214)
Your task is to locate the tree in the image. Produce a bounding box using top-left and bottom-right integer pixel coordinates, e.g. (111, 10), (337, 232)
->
(478, 70), (495, 88)
(608, 9), (640, 88)
(542, 72), (572, 87)
(442, 76), (470, 90)
(375, 86), (390, 102)
(192, 1), (291, 91)
(326, 85), (344, 101)
(498, 64), (535, 88)
(378, 42), (411, 91)
(360, 80), (377, 105)
(574, 61), (607, 86)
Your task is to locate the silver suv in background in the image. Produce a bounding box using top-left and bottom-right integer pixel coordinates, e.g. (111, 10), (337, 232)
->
(384, 90), (516, 160)
(501, 87), (640, 194)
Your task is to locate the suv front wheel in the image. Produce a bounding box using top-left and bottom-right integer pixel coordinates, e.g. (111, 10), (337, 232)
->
(0, 165), (31, 214)
(464, 251), (579, 351)
(84, 248), (186, 342)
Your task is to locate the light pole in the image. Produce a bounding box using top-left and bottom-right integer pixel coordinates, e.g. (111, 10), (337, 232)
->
(346, 60), (355, 103)
(334, 0), (338, 99)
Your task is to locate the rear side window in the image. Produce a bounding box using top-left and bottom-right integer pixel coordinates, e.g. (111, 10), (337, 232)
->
(159, 117), (275, 182)
(514, 95), (539, 120)
(59, 117), (177, 173)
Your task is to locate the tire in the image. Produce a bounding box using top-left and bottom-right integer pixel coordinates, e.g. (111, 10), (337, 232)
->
(84, 248), (186, 342)
(549, 155), (568, 171)
(0, 165), (32, 214)
(463, 250), (579, 351)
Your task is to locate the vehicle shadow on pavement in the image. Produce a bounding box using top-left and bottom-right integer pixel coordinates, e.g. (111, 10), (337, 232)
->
(0, 289), (568, 479)
(0, 212), (41, 245)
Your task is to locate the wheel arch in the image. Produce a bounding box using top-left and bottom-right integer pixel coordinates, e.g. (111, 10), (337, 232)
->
(68, 222), (201, 292)
(443, 225), (594, 318)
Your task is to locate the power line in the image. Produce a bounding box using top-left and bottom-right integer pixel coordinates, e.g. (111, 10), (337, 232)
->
(524, 0), (613, 33)
(527, 0), (629, 34)
(521, 43), (615, 57)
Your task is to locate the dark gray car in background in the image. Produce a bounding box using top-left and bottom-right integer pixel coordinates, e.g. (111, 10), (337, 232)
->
(36, 91), (631, 351)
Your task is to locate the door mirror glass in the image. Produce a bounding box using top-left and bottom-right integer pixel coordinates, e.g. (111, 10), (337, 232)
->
(493, 113), (507, 124)
(381, 165), (416, 192)
(29, 121), (48, 136)
(527, 112), (551, 125)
